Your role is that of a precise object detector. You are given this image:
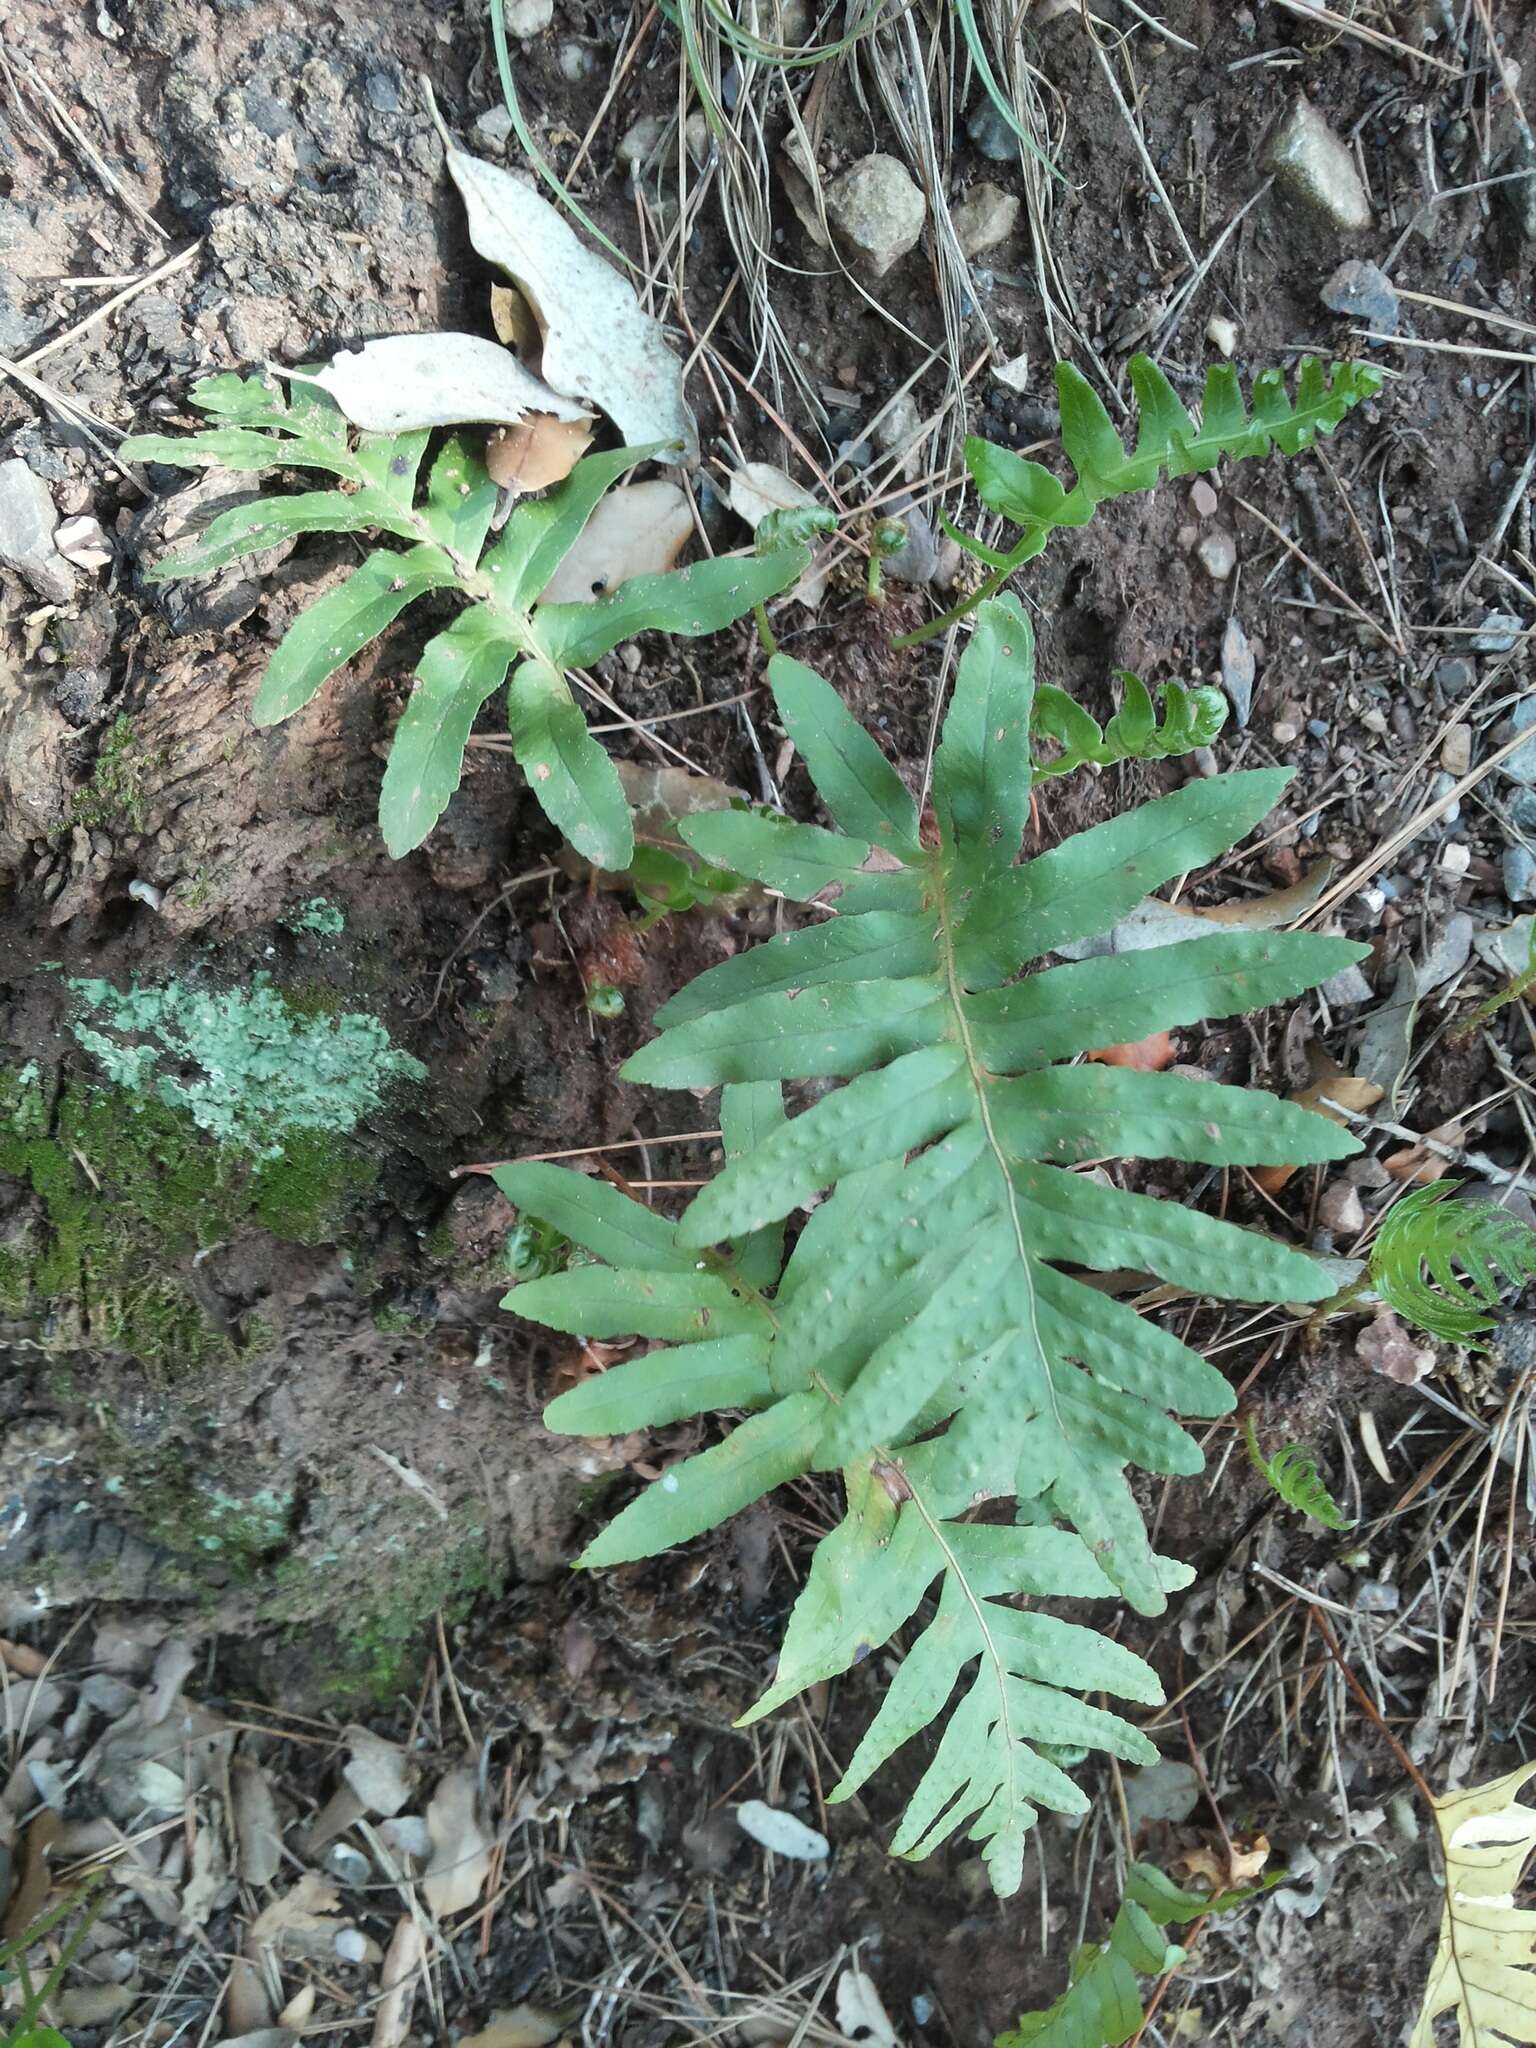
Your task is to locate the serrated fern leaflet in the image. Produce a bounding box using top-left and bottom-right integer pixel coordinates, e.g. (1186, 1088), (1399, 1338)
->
(122, 372), (806, 868)
(501, 601), (1365, 1897)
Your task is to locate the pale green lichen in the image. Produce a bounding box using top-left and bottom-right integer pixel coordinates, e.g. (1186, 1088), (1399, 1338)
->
(283, 897), (346, 936)
(68, 973), (424, 1158)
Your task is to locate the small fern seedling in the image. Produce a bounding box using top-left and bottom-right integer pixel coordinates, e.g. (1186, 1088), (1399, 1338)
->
(122, 373), (807, 869)
(903, 353), (1382, 646)
(1243, 1416), (1353, 1531)
(501, 598), (1367, 1896)
(994, 1861), (1257, 2048)
(1370, 1179), (1536, 1346)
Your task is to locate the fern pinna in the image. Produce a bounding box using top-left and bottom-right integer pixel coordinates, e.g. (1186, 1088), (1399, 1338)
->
(500, 603), (1367, 1897)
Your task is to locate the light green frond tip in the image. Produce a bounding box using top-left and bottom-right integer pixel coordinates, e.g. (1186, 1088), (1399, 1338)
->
(1243, 1416), (1353, 1532)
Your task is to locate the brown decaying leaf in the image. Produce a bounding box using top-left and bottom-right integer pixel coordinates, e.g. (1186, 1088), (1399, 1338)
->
(1250, 1053), (1383, 1195)
(1173, 1831), (1271, 1892)
(487, 414), (594, 494)
(372, 1915), (424, 2048)
(1384, 1119), (1463, 1185)
(1086, 1030), (1177, 1072)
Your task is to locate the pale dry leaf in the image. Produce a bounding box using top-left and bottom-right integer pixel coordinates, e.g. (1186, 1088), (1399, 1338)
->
(1058, 862), (1334, 960)
(249, 1871), (371, 1961)
(487, 414), (594, 493)
(1411, 1759), (1536, 2047)
(426, 91), (697, 458)
(277, 1984), (318, 2032)
(232, 1755), (283, 1885)
(727, 461), (820, 532)
(422, 1768), (491, 1916)
(145, 1635), (199, 1724)
(227, 1954), (276, 2036)
(180, 1807), (230, 1927)
(538, 481), (692, 604)
(490, 283), (540, 353)
(371, 1914), (424, 2048)
(735, 1799), (829, 1861)
(835, 1968), (901, 2048)
(1356, 1309), (1436, 1386)
(54, 1986), (136, 2027)
(458, 2005), (568, 2048)
(343, 1726), (413, 1818)
(297, 335), (590, 434)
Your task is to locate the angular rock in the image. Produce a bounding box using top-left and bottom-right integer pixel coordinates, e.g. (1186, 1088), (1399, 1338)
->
(1265, 98), (1372, 232)
(952, 181), (1018, 259)
(1197, 529), (1236, 581)
(1320, 258), (1398, 334)
(1504, 844), (1536, 904)
(1220, 615), (1256, 727)
(502, 0), (553, 33)
(825, 154), (926, 277)
(1499, 129), (1536, 242)
(0, 457), (77, 603)
(1500, 695), (1536, 785)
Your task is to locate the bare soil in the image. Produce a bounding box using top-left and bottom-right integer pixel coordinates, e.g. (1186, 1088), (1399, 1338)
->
(4, 0), (1536, 2042)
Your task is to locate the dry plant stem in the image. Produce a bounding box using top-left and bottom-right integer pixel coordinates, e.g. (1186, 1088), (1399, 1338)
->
(1268, 0), (1464, 75)
(1308, 1604), (1434, 1806)
(17, 242), (202, 371)
(453, 1130), (723, 1175)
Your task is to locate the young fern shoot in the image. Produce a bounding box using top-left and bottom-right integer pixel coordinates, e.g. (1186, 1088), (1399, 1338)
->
(503, 600), (1367, 1897)
(123, 374), (806, 869)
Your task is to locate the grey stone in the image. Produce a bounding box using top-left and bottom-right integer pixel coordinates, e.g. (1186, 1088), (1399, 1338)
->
(1124, 1760), (1200, 1833)
(1321, 962), (1374, 1006)
(0, 458), (77, 603)
(557, 39), (594, 79)
(1509, 786), (1536, 832)
(1440, 724), (1471, 775)
(967, 99), (1016, 164)
(1498, 129), (1536, 242)
(54, 667), (111, 728)
(1499, 695), (1536, 786)
(617, 114), (669, 173)
(1469, 610), (1523, 652)
(952, 181), (1018, 259)
(880, 506), (938, 586)
(1504, 844), (1536, 903)
(503, 0), (553, 31)
(825, 154), (926, 277)
(1265, 97), (1373, 232)
(1220, 615), (1256, 727)
(473, 105), (514, 146)
(1436, 655), (1476, 695)
(1352, 1578), (1400, 1615)
(1320, 258), (1398, 334)
(874, 394), (921, 455)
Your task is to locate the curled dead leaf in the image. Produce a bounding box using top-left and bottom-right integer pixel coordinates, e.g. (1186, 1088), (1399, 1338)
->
(422, 1768), (491, 1916)
(538, 481), (692, 603)
(1173, 1831), (1271, 1892)
(1384, 1119), (1463, 1186)
(1251, 1055), (1383, 1195)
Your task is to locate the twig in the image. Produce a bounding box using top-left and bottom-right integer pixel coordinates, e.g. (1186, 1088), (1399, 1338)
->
(17, 242), (202, 371)
(1307, 1605), (1434, 1806)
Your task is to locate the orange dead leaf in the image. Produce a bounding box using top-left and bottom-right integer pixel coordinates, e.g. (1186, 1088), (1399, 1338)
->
(487, 413), (594, 493)
(1173, 1831), (1271, 1892)
(1251, 1055), (1383, 1194)
(1384, 1120), (1463, 1185)
(1087, 1031), (1177, 1072)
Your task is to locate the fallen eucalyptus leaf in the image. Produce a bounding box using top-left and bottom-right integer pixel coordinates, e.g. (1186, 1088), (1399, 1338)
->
(538, 481), (693, 603)
(294, 335), (589, 433)
(458, 2006), (568, 2048)
(428, 90), (698, 460)
(728, 461), (820, 533)
(422, 1768), (491, 1915)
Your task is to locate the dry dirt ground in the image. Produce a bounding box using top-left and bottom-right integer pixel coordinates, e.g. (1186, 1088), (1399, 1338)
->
(3, 0), (1536, 2043)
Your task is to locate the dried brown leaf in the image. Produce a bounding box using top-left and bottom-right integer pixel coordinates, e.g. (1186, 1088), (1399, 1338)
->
(487, 414), (594, 493)
(422, 1769), (491, 1917)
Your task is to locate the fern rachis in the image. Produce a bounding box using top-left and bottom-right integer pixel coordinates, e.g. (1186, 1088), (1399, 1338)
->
(503, 599), (1367, 1896)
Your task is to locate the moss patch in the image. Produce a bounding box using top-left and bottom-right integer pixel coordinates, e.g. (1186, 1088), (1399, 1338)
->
(0, 1066), (373, 1376)
(69, 716), (168, 834)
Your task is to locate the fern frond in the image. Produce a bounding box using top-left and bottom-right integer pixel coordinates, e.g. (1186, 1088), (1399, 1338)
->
(505, 603), (1365, 1895)
(1032, 671), (1227, 780)
(1412, 1761), (1536, 2048)
(123, 374), (807, 868)
(902, 355), (1381, 646)
(1243, 1417), (1352, 1531)
(996, 1862), (1255, 2048)
(1371, 1179), (1536, 1346)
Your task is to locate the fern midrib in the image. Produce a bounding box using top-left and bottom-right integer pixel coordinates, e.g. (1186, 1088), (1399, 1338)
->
(931, 854), (1063, 1432)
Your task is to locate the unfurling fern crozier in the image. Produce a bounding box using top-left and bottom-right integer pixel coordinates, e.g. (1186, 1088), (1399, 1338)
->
(502, 599), (1367, 1897)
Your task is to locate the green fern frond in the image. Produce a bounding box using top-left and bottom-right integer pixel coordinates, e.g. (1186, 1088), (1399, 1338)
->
(503, 603), (1364, 1896)
(1243, 1416), (1353, 1531)
(122, 372), (806, 869)
(1371, 1179), (1536, 1346)
(1032, 671), (1226, 779)
(996, 1861), (1256, 2048)
(903, 354), (1382, 645)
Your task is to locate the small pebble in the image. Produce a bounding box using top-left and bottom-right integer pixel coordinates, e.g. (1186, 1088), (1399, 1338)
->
(334, 1929), (369, 1964)
(1318, 1181), (1365, 1235)
(1191, 477), (1219, 518)
(1352, 1577), (1400, 1615)
(1190, 746), (1219, 778)
(1503, 844), (1536, 902)
(1205, 314), (1238, 357)
(1196, 529), (1236, 580)
(1320, 258), (1398, 334)
(1435, 655), (1476, 696)
(1440, 841), (1472, 878)
(1306, 717), (1329, 739)
(1469, 609), (1523, 652)
(1272, 718), (1300, 745)
(1440, 725), (1471, 775)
